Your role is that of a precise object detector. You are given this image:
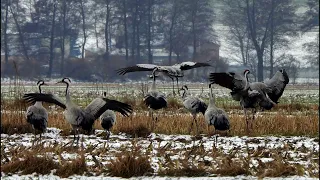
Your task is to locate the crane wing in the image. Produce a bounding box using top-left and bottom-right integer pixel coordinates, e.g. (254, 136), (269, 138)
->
(209, 72), (247, 91)
(23, 93), (66, 109)
(178, 62), (211, 70)
(264, 69), (289, 103)
(85, 98), (133, 119)
(116, 64), (158, 75)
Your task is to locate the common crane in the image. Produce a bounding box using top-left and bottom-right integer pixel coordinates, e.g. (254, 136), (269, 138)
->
(179, 85), (207, 135)
(25, 80), (49, 141)
(23, 77), (133, 143)
(100, 92), (116, 140)
(204, 84), (230, 147)
(209, 69), (289, 132)
(117, 61), (211, 95)
(144, 67), (167, 131)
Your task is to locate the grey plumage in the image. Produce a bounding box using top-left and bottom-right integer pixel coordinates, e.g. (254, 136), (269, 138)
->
(25, 80), (49, 141)
(204, 84), (230, 146)
(100, 92), (117, 139)
(180, 85), (207, 135)
(263, 69), (289, 103)
(209, 69), (289, 132)
(143, 68), (167, 130)
(23, 77), (133, 143)
(117, 61), (211, 95)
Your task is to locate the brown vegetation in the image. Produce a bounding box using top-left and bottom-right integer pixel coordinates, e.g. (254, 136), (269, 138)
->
(106, 142), (154, 178)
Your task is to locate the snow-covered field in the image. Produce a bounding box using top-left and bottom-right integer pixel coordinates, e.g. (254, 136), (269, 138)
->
(1, 80), (319, 179)
(1, 128), (319, 179)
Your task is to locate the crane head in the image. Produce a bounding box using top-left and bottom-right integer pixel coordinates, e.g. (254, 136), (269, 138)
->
(243, 69), (250, 75)
(56, 77), (71, 85)
(37, 80), (48, 86)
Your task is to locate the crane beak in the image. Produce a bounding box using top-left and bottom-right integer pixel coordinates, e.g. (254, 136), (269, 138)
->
(42, 82), (49, 86)
(55, 81), (63, 84)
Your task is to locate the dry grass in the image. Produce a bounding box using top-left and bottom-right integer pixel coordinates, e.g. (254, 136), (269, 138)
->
(1, 153), (59, 175)
(106, 142), (154, 178)
(211, 156), (251, 176)
(1, 102), (318, 136)
(55, 152), (87, 178)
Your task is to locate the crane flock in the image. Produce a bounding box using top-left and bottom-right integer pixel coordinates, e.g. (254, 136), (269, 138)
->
(22, 61), (289, 144)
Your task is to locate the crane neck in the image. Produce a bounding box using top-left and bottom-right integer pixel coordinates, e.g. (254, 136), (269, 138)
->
(244, 71), (250, 90)
(34, 101), (42, 106)
(181, 88), (190, 99)
(151, 69), (157, 91)
(208, 86), (216, 108)
(38, 84), (42, 94)
(65, 82), (71, 103)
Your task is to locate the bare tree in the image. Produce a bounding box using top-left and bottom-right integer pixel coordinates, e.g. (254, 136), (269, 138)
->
(301, 0), (319, 32)
(221, 0), (252, 66)
(2, 0), (9, 73)
(47, 3), (57, 78)
(79, 0), (87, 59)
(186, 0), (215, 61)
(167, 0), (181, 65)
(122, 0), (129, 62)
(9, 4), (30, 62)
(146, 0), (153, 64)
(60, 0), (67, 76)
(104, 0), (111, 60)
(246, 0), (272, 81)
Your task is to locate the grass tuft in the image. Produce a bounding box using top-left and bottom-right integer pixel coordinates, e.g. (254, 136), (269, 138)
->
(1, 154), (59, 175)
(106, 142), (153, 178)
(55, 152), (87, 178)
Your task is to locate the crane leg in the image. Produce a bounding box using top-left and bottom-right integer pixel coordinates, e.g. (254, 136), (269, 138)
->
(188, 118), (194, 134)
(244, 108), (251, 134)
(106, 130), (110, 140)
(151, 111), (155, 131)
(33, 129), (37, 142)
(170, 77), (175, 96)
(251, 109), (256, 131)
(176, 77), (180, 95)
(194, 116), (199, 136)
(215, 134), (218, 147)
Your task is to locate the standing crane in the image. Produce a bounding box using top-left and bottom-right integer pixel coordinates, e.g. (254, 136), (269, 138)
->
(117, 61), (211, 95)
(144, 67), (167, 131)
(23, 78), (133, 144)
(99, 92), (116, 140)
(179, 85), (207, 136)
(209, 69), (289, 132)
(205, 83), (230, 147)
(25, 80), (49, 141)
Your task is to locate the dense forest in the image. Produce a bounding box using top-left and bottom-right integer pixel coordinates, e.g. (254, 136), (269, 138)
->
(1, 0), (319, 81)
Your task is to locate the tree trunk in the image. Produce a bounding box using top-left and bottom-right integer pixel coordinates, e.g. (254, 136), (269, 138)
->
(105, 0), (110, 60)
(48, 3), (57, 78)
(60, 0), (67, 76)
(191, 1), (198, 61)
(136, 1), (140, 63)
(147, 0), (153, 64)
(123, 0), (129, 62)
(239, 37), (246, 66)
(94, 13), (99, 49)
(269, 0), (275, 78)
(168, 4), (177, 65)
(246, 0), (272, 81)
(131, 4), (136, 62)
(9, 6), (30, 62)
(257, 49), (264, 82)
(4, 0), (9, 74)
(80, 0), (86, 60)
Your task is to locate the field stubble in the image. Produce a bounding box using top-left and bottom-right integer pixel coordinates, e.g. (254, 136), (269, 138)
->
(1, 82), (319, 178)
